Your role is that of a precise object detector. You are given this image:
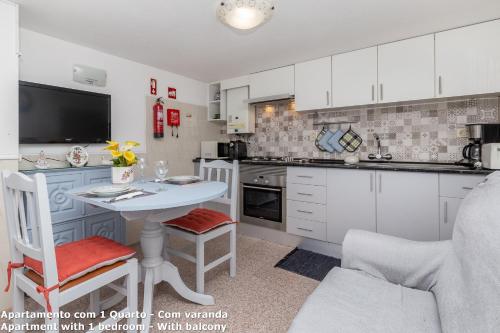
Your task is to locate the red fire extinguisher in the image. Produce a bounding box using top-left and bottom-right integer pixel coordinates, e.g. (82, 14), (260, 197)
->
(153, 98), (164, 138)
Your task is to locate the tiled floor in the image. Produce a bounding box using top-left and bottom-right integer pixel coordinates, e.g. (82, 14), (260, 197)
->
(1, 234), (319, 333)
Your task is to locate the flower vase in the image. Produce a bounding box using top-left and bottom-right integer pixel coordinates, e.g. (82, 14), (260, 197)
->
(112, 166), (134, 185)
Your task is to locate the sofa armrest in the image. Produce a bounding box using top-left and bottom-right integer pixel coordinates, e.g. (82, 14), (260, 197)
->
(341, 229), (452, 291)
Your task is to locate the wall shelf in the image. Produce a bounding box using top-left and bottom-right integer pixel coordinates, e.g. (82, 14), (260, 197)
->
(208, 82), (226, 122)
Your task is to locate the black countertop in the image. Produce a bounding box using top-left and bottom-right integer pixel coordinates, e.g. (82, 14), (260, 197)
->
(193, 158), (493, 175)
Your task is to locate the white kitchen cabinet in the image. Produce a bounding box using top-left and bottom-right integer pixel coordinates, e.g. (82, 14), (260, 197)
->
(332, 47), (378, 107)
(438, 174), (485, 240)
(326, 169), (376, 244)
(0, 0), (19, 159)
(249, 65), (294, 100)
(439, 197), (462, 240)
(221, 75), (249, 90)
(294, 57), (332, 111)
(436, 20), (500, 98)
(376, 171), (439, 241)
(287, 167), (326, 186)
(226, 86), (254, 134)
(378, 35), (435, 103)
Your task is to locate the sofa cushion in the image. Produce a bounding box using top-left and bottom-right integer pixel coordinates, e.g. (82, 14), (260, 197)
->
(432, 172), (500, 333)
(288, 267), (441, 333)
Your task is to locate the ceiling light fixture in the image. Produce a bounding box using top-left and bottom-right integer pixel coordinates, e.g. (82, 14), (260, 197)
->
(217, 0), (275, 30)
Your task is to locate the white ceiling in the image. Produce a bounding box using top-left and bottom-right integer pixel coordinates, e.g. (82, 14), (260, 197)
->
(12, 0), (500, 83)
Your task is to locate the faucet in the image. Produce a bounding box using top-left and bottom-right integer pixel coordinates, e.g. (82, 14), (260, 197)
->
(368, 133), (393, 160)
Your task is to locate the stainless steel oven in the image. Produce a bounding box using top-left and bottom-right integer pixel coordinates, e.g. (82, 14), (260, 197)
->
(239, 165), (286, 231)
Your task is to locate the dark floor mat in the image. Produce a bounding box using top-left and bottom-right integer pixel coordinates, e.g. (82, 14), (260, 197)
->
(275, 248), (341, 281)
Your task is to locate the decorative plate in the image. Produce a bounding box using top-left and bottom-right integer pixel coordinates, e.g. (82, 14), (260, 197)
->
(165, 176), (201, 185)
(66, 146), (89, 167)
(89, 185), (131, 197)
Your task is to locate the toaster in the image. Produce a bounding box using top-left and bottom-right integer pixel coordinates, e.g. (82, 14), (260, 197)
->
(482, 143), (500, 169)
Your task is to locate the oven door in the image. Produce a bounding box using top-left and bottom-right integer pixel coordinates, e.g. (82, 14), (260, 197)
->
(240, 184), (286, 231)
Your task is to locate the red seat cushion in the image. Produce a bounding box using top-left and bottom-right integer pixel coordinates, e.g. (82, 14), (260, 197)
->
(163, 208), (234, 234)
(24, 236), (135, 286)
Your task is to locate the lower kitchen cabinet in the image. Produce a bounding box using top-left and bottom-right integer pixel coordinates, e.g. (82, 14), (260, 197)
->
(439, 197), (462, 240)
(376, 171), (439, 241)
(438, 174), (485, 240)
(327, 169), (376, 244)
(287, 217), (327, 241)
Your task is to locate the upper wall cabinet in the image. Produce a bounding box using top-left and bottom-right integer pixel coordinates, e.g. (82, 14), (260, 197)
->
(221, 75), (249, 90)
(332, 47), (378, 108)
(378, 35), (435, 103)
(436, 20), (500, 98)
(249, 65), (294, 100)
(295, 57), (332, 111)
(0, 1), (19, 159)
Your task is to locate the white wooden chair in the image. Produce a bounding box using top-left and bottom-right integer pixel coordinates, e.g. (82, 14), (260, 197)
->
(1, 171), (138, 333)
(163, 159), (239, 293)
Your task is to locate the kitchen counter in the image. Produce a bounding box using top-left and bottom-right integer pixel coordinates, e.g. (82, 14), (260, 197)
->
(193, 158), (493, 175)
(238, 159), (493, 175)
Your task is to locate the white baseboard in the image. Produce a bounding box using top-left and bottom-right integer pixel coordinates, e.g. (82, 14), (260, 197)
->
(237, 223), (343, 259)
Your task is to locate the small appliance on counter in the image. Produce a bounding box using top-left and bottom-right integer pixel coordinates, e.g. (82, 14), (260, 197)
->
(229, 140), (248, 160)
(482, 143), (500, 169)
(200, 141), (229, 159)
(459, 123), (500, 168)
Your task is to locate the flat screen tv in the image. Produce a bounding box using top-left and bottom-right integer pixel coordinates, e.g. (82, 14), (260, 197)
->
(19, 81), (111, 144)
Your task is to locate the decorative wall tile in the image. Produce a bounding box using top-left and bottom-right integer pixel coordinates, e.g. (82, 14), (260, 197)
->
(236, 98), (499, 163)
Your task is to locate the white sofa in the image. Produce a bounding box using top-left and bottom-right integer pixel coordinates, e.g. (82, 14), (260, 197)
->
(288, 172), (500, 333)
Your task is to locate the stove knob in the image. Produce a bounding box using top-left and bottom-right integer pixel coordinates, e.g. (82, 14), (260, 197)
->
(253, 178), (259, 183)
(264, 179), (270, 184)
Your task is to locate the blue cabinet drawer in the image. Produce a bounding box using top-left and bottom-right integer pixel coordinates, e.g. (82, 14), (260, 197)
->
(45, 172), (84, 223)
(52, 219), (84, 246)
(84, 169), (112, 216)
(84, 213), (124, 243)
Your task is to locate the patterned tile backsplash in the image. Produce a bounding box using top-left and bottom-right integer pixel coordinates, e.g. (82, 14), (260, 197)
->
(242, 98), (499, 162)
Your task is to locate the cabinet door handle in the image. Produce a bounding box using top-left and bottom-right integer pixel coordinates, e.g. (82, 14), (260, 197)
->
(297, 175), (313, 179)
(371, 84), (375, 101)
(297, 210), (313, 214)
(438, 76), (443, 95)
(297, 192), (313, 196)
(370, 173), (374, 192)
(462, 186), (473, 190)
(379, 83), (384, 101)
(444, 201), (448, 224)
(326, 91), (330, 106)
(297, 227), (313, 232)
(378, 174), (382, 193)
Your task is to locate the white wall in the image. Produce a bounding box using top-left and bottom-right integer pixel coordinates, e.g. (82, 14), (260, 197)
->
(0, 0), (18, 159)
(19, 29), (208, 155)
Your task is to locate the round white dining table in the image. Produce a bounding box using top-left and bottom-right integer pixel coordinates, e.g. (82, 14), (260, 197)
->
(67, 180), (227, 332)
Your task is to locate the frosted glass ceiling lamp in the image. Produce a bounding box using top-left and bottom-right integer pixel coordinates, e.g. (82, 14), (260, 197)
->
(217, 0), (275, 30)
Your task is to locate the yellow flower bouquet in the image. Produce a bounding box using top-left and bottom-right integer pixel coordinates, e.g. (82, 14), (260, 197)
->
(105, 140), (140, 184)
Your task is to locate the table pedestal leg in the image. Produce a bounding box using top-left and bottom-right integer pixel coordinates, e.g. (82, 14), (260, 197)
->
(140, 221), (214, 333)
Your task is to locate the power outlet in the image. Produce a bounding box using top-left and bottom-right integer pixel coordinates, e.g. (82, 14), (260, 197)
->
(457, 128), (469, 138)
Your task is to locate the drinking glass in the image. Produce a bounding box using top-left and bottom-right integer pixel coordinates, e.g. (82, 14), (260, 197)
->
(137, 157), (147, 183)
(155, 160), (168, 182)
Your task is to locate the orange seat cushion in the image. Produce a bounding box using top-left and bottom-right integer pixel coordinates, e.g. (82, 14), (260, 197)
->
(163, 208), (234, 234)
(24, 236), (135, 286)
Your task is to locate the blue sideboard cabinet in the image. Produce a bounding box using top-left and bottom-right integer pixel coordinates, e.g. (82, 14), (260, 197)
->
(22, 166), (126, 245)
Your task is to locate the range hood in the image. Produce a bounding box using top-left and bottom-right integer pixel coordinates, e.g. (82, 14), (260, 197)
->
(244, 93), (295, 104)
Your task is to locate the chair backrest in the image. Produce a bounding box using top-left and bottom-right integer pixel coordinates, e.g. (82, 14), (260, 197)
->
(199, 159), (239, 221)
(432, 171), (500, 332)
(1, 171), (58, 287)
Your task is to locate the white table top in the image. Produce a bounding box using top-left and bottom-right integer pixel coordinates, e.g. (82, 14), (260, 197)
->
(67, 180), (228, 212)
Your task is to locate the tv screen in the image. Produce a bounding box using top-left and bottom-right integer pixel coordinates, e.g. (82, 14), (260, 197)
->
(19, 81), (111, 144)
